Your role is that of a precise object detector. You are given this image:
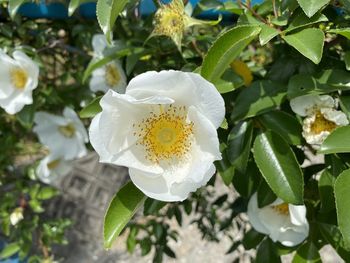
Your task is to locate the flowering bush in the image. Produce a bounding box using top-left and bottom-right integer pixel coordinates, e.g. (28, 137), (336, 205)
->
(1, 0), (350, 262)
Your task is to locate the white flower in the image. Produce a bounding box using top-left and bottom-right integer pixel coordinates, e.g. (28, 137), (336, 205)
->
(89, 34), (127, 93)
(36, 153), (73, 184)
(247, 193), (309, 247)
(10, 207), (24, 226)
(33, 107), (88, 160)
(89, 61), (127, 93)
(0, 50), (39, 114)
(290, 94), (349, 145)
(89, 70), (225, 201)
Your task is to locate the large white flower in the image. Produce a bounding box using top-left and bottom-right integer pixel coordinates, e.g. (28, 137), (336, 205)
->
(0, 50), (39, 114)
(89, 70), (225, 201)
(36, 153), (73, 184)
(290, 94), (349, 145)
(89, 34), (126, 93)
(33, 107), (88, 160)
(247, 193), (309, 247)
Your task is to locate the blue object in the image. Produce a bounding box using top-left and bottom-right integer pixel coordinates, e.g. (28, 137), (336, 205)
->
(17, 0), (264, 20)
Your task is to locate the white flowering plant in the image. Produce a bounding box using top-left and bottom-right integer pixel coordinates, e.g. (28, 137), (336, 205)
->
(1, 0), (350, 262)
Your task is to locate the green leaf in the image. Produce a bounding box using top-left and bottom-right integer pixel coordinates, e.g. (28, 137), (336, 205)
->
(104, 182), (146, 249)
(68, 0), (84, 16)
(140, 238), (152, 256)
(232, 160), (260, 198)
(284, 10), (328, 33)
(227, 120), (253, 173)
(215, 152), (235, 186)
(344, 52), (350, 71)
(201, 25), (261, 82)
(318, 169), (336, 212)
(296, 0), (330, 17)
(96, 0), (129, 43)
(319, 126), (350, 154)
(79, 96), (102, 118)
(259, 110), (303, 145)
(283, 28), (324, 64)
(83, 56), (115, 83)
(8, 0), (26, 19)
(253, 131), (304, 205)
(242, 229), (265, 250)
(0, 243), (20, 259)
(257, 179), (277, 207)
(143, 198), (166, 216)
(292, 241), (321, 263)
(334, 169), (350, 250)
(37, 187), (59, 200)
(287, 70), (350, 98)
(16, 104), (35, 129)
(259, 24), (279, 45)
(256, 238), (281, 263)
(231, 80), (287, 121)
(328, 28), (350, 40)
(339, 96), (350, 119)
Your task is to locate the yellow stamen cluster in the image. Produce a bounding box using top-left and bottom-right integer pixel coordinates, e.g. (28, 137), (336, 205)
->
(58, 123), (76, 138)
(134, 105), (194, 164)
(11, 68), (28, 90)
(272, 203), (290, 215)
(47, 159), (60, 170)
(310, 111), (337, 134)
(105, 64), (121, 87)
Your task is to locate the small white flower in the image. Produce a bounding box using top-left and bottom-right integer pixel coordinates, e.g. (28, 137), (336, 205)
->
(36, 153), (73, 184)
(247, 193), (309, 247)
(290, 94), (349, 145)
(89, 61), (127, 93)
(10, 207), (24, 226)
(89, 70), (225, 201)
(0, 50), (39, 114)
(89, 34), (127, 93)
(33, 107), (88, 160)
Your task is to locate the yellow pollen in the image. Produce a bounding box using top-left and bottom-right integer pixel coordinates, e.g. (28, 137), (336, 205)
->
(11, 68), (28, 90)
(134, 105), (194, 163)
(272, 203), (290, 215)
(47, 159), (60, 170)
(58, 123), (76, 138)
(105, 64), (121, 87)
(310, 111), (337, 134)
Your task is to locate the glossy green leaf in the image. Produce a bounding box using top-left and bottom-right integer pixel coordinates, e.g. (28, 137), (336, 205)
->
(231, 80), (287, 121)
(283, 28), (324, 64)
(79, 96), (102, 118)
(201, 25), (261, 82)
(257, 179), (277, 208)
(328, 28), (350, 39)
(259, 110), (303, 145)
(339, 96), (350, 119)
(256, 238), (281, 263)
(104, 182), (146, 249)
(344, 52), (350, 71)
(284, 10), (328, 33)
(16, 104), (35, 129)
(259, 24), (279, 45)
(242, 229), (265, 250)
(8, 0), (26, 19)
(296, 0), (330, 17)
(227, 120), (253, 173)
(292, 242), (321, 263)
(215, 151), (235, 186)
(68, 0), (84, 16)
(0, 243), (20, 259)
(287, 70), (350, 98)
(334, 169), (350, 250)
(96, 0), (129, 43)
(233, 160), (260, 198)
(318, 169), (336, 212)
(253, 131), (304, 204)
(319, 126), (350, 154)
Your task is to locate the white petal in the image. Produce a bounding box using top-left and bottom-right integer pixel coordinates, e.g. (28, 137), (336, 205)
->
(0, 88), (33, 114)
(247, 193), (270, 235)
(289, 205), (308, 226)
(110, 60), (127, 94)
(0, 52), (15, 99)
(12, 50), (39, 91)
(89, 74), (109, 93)
(92, 34), (107, 57)
(63, 107), (89, 143)
(126, 70), (225, 128)
(290, 94), (335, 117)
(277, 228), (308, 247)
(321, 108), (349, 126)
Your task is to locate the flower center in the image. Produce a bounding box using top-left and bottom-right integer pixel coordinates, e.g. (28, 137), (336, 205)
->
(134, 105), (194, 164)
(47, 159), (60, 170)
(105, 64), (121, 87)
(58, 123), (76, 138)
(272, 203), (289, 215)
(11, 68), (28, 90)
(154, 4), (185, 36)
(310, 111), (337, 134)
